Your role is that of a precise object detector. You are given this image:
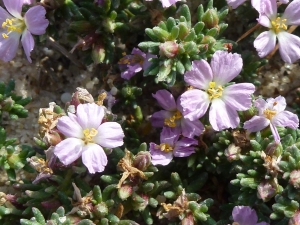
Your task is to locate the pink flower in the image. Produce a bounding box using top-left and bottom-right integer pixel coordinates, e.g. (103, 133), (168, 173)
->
(0, 0), (49, 62)
(244, 96), (299, 143)
(54, 103), (124, 174)
(145, 0), (181, 8)
(179, 51), (255, 131)
(149, 127), (197, 166)
(232, 206), (269, 225)
(254, 0), (300, 63)
(226, 0), (289, 10)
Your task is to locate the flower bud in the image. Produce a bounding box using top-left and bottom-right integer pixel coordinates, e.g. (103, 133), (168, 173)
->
(44, 129), (63, 146)
(131, 193), (149, 211)
(159, 41), (179, 58)
(93, 202), (108, 218)
(2, 96), (14, 111)
(202, 9), (219, 29)
(290, 170), (300, 189)
(117, 184), (133, 200)
(92, 43), (106, 64)
(224, 144), (241, 161)
(200, 36), (216, 48)
(257, 180), (277, 202)
(133, 151), (151, 171)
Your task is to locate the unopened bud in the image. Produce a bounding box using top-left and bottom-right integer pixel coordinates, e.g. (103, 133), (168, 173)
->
(202, 9), (219, 29)
(93, 202), (108, 218)
(2, 96), (14, 111)
(133, 151), (151, 171)
(159, 41), (178, 58)
(92, 43), (106, 64)
(257, 180), (277, 202)
(289, 210), (300, 225)
(224, 144), (241, 161)
(117, 184), (133, 200)
(290, 170), (300, 189)
(44, 130), (63, 146)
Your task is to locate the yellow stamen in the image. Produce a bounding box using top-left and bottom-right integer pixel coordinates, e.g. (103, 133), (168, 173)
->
(164, 110), (182, 128)
(264, 108), (277, 120)
(207, 82), (223, 100)
(271, 17), (287, 34)
(83, 128), (98, 144)
(1, 18), (24, 39)
(118, 54), (144, 65)
(156, 143), (173, 152)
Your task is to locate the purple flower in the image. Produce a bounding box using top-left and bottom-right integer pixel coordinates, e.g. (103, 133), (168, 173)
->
(0, 0), (49, 62)
(94, 0), (104, 5)
(149, 127), (197, 166)
(179, 51), (255, 131)
(226, 0), (288, 9)
(244, 96), (299, 143)
(150, 89), (204, 138)
(145, 0), (181, 8)
(118, 48), (156, 80)
(232, 206), (269, 225)
(54, 103), (124, 174)
(254, 0), (300, 63)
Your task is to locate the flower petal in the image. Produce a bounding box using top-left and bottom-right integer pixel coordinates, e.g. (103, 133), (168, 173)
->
(57, 114), (83, 138)
(0, 7), (13, 23)
(257, 14), (272, 28)
(226, 0), (247, 9)
(160, 127), (180, 146)
(149, 143), (173, 165)
(95, 122), (124, 148)
(251, 0), (262, 13)
(272, 111), (299, 129)
(180, 89), (210, 121)
(222, 83), (255, 110)
(210, 51), (243, 85)
(152, 89), (177, 110)
(266, 96), (286, 113)
(24, 5), (49, 35)
(283, 0), (300, 25)
(0, 31), (21, 62)
(181, 118), (204, 138)
(21, 29), (34, 63)
(173, 138), (197, 157)
(150, 110), (173, 127)
(184, 60), (213, 90)
(260, 0), (277, 20)
(76, 103), (104, 129)
(243, 116), (270, 132)
(161, 0), (180, 8)
(270, 122), (280, 143)
(54, 138), (83, 165)
(3, 0), (23, 19)
(254, 31), (276, 58)
(277, 32), (300, 63)
(232, 206), (258, 225)
(82, 144), (107, 173)
(209, 98), (240, 131)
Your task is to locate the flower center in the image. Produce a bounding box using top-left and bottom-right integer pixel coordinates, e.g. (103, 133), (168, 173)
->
(119, 53), (144, 65)
(264, 108), (277, 120)
(2, 18), (25, 39)
(271, 17), (287, 34)
(83, 128), (98, 144)
(156, 143), (173, 152)
(207, 82), (223, 100)
(164, 110), (182, 128)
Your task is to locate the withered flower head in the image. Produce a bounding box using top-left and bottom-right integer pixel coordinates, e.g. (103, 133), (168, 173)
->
(261, 151), (283, 177)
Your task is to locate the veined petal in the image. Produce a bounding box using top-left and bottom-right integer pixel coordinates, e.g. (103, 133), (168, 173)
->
(173, 137), (197, 157)
(232, 206), (258, 225)
(222, 83), (255, 110)
(181, 118), (204, 138)
(161, 0), (180, 8)
(150, 110), (174, 127)
(76, 103), (104, 129)
(149, 143), (173, 166)
(255, 98), (268, 115)
(243, 116), (270, 132)
(251, 0), (261, 13)
(266, 96), (286, 113)
(180, 89), (210, 121)
(24, 5), (49, 35)
(254, 31), (276, 58)
(131, 47), (146, 58)
(277, 32), (300, 63)
(3, 0), (23, 19)
(210, 51), (243, 85)
(209, 98), (240, 131)
(260, 0), (277, 20)
(21, 29), (34, 63)
(82, 144), (107, 173)
(257, 15), (272, 28)
(270, 122), (280, 143)
(226, 0), (247, 9)
(184, 60), (213, 90)
(282, 0), (300, 25)
(95, 122), (124, 148)
(272, 111), (299, 129)
(0, 31), (21, 62)
(0, 7), (13, 23)
(54, 138), (84, 165)
(160, 127), (180, 146)
(57, 115), (83, 138)
(152, 89), (177, 110)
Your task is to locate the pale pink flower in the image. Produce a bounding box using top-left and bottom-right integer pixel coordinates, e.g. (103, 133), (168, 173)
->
(179, 51), (255, 131)
(232, 206), (269, 225)
(254, 0), (300, 63)
(145, 0), (181, 8)
(244, 96), (299, 143)
(0, 0), (49, 62)
(226, 0), (288, 10)
(54, 103), (124, 174)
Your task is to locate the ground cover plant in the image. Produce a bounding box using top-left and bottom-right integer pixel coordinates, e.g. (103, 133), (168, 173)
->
(1, 0), (300, 224)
